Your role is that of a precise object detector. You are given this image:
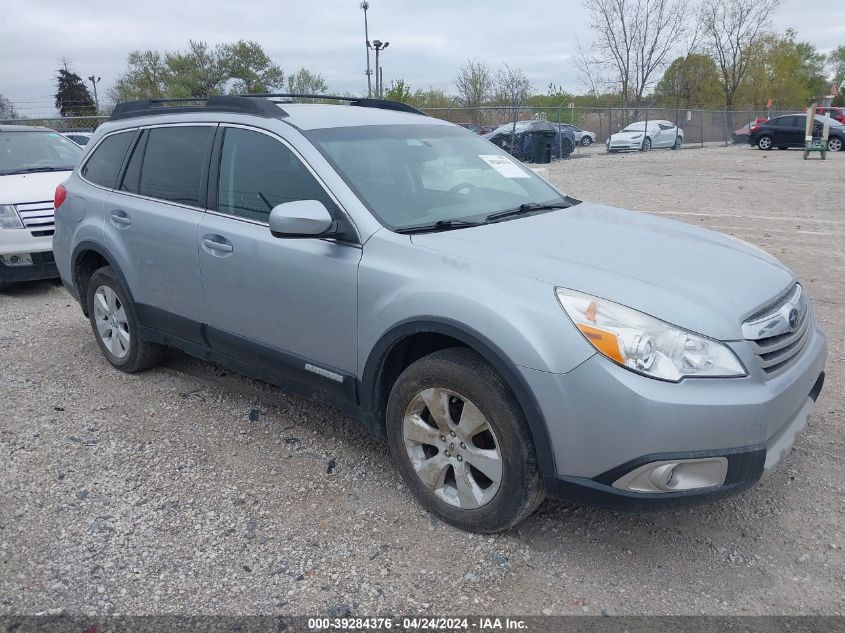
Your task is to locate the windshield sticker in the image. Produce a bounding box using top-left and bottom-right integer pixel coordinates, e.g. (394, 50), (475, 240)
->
(478, 154), (530, 178)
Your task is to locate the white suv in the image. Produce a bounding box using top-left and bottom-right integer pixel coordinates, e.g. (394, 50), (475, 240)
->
(0, 125), (83, 288)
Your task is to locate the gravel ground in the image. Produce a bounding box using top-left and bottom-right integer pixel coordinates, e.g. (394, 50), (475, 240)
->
(1, 144), (843, 617)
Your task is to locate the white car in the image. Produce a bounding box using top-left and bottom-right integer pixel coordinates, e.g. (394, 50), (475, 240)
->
(0, 125), (83, 288)
(607, 120), (684, 152)
(62, 131), (94, 146)
(560, 123), (598, 146)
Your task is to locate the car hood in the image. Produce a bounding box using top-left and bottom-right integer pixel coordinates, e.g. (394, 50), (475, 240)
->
(610, 130), (648, 140)
(410, 202), (795, 341)
(0, 171), (72, 205)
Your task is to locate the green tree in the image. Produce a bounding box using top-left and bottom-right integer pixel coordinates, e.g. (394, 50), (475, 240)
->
(384, 79), (412, 102)
(110, 40), (284, 102)
(218, 40), (284, 94)
(286, 68), (329, 96)
(164, 40), (225, 98)
(738, 30), (829, 108)
(654, 54), (723, 108)
(0, 94), (17, 119)
(407, 87), (452, 109)
(55, 62), (96, 116)
(109, 50), (169, 102)
(828, 45), (845, 104)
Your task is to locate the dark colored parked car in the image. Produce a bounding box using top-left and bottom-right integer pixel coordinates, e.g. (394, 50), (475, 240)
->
(483, 121), (575, 160)
(748, 114), (844, 152)
(805, 106), (845, 125)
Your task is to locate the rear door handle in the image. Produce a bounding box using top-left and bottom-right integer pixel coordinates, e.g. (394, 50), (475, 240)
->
(110, 210), (131, 227)
(202, 235), (234, 254)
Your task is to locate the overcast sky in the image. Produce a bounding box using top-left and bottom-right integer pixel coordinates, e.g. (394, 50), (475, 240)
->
(1, 0), (843, 117)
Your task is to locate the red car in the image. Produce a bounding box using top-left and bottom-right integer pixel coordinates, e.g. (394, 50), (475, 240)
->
(804, 106), (845, 125)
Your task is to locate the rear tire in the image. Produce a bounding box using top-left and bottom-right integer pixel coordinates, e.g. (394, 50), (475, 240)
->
(827, 137), (842, 152)
(386, 348), (544, 533)
(581, 136), (593, 147)
(86, 266), (165, 373)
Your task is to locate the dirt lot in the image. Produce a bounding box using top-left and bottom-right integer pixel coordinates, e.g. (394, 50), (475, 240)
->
(1, 145), (843, 617)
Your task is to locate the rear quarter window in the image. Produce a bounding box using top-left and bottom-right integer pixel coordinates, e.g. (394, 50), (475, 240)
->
(81, 131), (135, 189)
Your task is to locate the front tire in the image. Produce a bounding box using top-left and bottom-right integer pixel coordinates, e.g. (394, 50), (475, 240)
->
(757, 135), (773, 150)
(386, 348), (543, 533)
(640, 137), (652, 151)
(86, 266), (165, 373)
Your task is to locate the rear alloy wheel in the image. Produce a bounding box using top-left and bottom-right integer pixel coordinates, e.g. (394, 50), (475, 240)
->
(757, 135), (773, 150)
(581, 136), (593, 147)
(671, 136), (683, 150)
(386, 348), (543, 532)
(827, 137), (842, 152)
(86, 266), (165, 372)
(640, 137), (652, 151)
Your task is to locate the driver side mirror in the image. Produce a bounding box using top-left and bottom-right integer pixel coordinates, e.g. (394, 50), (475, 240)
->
(269, 200), (336, 239)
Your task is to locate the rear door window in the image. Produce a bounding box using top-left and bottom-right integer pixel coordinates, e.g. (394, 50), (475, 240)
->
(137, 126), (214, 207)
(81, 131), (134, 188)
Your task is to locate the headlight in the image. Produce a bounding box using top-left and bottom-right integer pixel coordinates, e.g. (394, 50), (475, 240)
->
(0, 204), (23, 229)
(630, 134), (643, 140)
(555, 288), (746, 382)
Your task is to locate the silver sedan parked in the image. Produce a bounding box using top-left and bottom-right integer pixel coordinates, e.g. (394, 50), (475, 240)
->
(607, 120), (684, 152)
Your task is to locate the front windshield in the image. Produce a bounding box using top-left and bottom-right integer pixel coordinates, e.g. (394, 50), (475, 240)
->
(0, 130), (83, 175)
(621, 123), (647, 132)
(307, 124), (565, 230)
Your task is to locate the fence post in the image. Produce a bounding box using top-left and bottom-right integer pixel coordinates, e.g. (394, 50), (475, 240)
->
(608, 106), (612, 142)
(700, 110), (704, 148)
(558, 103), (563, 159)
(722, 109), (729, 147)
(643, 108), (649, 150)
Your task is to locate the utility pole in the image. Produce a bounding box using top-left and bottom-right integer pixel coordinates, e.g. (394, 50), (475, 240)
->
(372, 40), (389, 98)
(360, 2), (372, 98)
(88, 75), (101, 113)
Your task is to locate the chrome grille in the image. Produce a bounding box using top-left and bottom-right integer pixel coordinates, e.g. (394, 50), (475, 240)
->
(743, 284), (812, 377)
(16, 200), (55, 237)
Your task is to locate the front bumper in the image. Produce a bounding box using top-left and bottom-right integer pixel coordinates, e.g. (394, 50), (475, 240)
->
(0, 251), (58, 283)
(523, 323), (827, 510)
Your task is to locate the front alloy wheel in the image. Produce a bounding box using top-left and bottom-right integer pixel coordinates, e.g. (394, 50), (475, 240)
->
(386, 348), (543, 532)
(758, 135), (773, 150)
(402, 387), (502, 509)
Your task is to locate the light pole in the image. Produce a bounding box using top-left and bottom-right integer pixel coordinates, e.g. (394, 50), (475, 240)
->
(372, 40), (389, 98)
(360, 2), (372, 98)
(88, 75), (101, 113)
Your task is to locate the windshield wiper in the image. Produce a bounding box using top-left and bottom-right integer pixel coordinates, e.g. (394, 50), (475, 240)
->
(486, 197), (580, 222)
(3, 166), (72, 175)
(395, 219), (485, 235)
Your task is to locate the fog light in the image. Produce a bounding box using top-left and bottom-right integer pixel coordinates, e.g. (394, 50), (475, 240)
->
(612, 457), (728, 493)
(0, 253), (33, 267)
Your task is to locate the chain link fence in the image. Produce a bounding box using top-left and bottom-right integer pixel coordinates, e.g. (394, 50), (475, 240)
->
(422, 105), (799, 149)
(0, 106), (800, 156)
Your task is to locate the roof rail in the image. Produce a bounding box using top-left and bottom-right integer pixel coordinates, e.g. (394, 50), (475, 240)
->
(242, 93), (427, 116)
(110, 95), (288, 121)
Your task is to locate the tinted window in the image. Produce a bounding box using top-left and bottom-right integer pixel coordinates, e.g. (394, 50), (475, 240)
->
(138, 126), (213, 206)
(217, 127), (336, 223)
(120, 131), (147, 193)
(81, 132), (134, 188)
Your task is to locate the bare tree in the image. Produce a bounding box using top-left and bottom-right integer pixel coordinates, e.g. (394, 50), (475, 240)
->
(495, 63), (532, 115)
(454, 59), (493, 124)
(700, 0), (782, 107)
(583, 0), (687, 109)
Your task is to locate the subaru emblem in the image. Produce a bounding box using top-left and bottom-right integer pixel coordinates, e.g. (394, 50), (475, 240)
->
(787, 308), (800, 331)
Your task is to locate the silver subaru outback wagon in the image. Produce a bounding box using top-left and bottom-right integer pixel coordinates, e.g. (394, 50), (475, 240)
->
(52, 95), (826, 532)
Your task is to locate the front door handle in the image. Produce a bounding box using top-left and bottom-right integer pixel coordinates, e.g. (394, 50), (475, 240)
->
(110, 210), (131, 227)
(202, 235), (234, 254)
